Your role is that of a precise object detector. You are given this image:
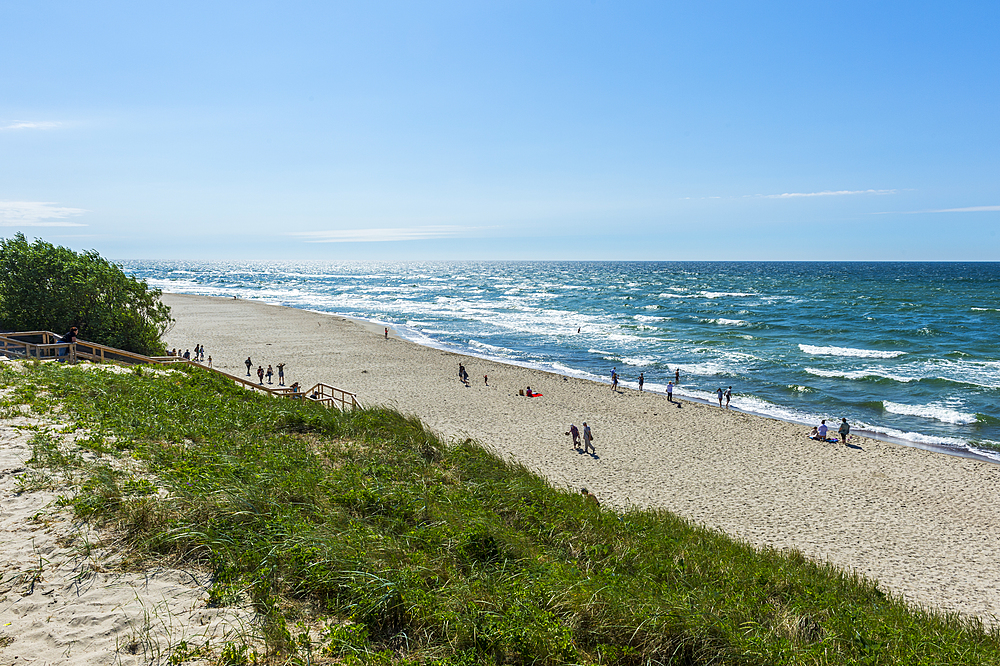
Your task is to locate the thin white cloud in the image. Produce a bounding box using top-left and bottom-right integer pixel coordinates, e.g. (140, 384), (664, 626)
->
(0, 121), (62, 131)
(873, 205), (1000, 215)
(925, 205), (1000, 213)
(759, 189), (897, 199)
(290, 225), (484, 243)
(0, 201), (87, 227)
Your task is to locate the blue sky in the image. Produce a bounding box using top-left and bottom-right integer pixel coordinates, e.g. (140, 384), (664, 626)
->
(1, 1), (998, 261)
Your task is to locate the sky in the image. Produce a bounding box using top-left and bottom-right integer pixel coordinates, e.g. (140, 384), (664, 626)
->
(1, 1), (998, 261)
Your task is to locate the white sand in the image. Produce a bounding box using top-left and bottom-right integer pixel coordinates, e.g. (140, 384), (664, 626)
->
(162, 293), (1000, 624)
(0, 381), (251, 664)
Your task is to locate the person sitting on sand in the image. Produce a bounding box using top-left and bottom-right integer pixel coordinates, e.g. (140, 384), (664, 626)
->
(581, 487), (599, 505)
(525, 386), (534, 397)
(818, 420), (828, 440)
(809, 426), (819, 439)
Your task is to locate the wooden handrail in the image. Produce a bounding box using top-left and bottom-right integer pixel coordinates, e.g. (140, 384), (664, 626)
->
(0, 331), (358, 410)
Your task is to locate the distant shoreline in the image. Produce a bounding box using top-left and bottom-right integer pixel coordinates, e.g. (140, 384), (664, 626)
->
(168, 290), (1000, 467)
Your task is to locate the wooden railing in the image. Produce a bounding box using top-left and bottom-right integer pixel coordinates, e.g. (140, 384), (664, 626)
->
(0, 331), (359, 411)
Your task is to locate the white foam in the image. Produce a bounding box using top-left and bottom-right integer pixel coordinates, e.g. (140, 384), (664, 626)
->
(882, 401), (978, 425)
(799, 344), (906, 359)
(804, 367), (919, 383)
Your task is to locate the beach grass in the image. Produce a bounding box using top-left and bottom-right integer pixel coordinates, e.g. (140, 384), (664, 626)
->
(9, 361), (1000, 665)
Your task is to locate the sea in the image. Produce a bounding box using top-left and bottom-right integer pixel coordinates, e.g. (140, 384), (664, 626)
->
(122, 261), (1000, 463)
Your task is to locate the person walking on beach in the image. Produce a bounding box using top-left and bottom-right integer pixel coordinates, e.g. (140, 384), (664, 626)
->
(257, 366), (265, 385)
(245, 357), (253, 376)
(666, 381), (674, 402)
(717, 388), (724, 407)
(569, 423), (580, 449)
(611, 372), (618, 392)
(484, 374), (488, 386)
(266, 365), (274, 384)
(277, 363), (285, 386)
(839, 418), (850, 444)
(638, 372), (644, 392)
(582, 422), (595, 455)
(725, 387), (732, 409)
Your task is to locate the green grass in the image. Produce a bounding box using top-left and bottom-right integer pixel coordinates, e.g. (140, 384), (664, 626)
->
(9, 361), (1000, 665)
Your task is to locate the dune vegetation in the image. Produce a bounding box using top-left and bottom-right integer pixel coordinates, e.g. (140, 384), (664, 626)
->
(8, 359), (1000, 665)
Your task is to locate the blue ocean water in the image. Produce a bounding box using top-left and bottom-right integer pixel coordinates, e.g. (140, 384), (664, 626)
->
(123, 260), (1000, 462)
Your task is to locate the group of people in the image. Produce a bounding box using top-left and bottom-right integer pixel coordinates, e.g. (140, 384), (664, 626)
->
(245, 357), (286, 387)
(169, 345), (212, 367)
(611, 367), (682, 396)
(810, 418), (851, 444)
(567, 422), (596, 455)
(716, 386), (732, 408)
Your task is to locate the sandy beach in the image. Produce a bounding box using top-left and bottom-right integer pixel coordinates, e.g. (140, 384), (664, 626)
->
(156, 293), (1000, 625)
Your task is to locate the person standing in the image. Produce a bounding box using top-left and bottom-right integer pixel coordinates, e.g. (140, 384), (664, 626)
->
(611, 372), (618, 391)
(725, 386), (732, 409)
(717, 388), (724, 407)
(675, 369), (680, 385)
(666, 381), (674, 402)
(245, 357), (253, 376)
(638, 372), (644, 392)
(582, 422), (595, 454)
(207, 355), (213, 368)
(569, 424), (580, 449)
(277, 363), (285, 386)
(257, 366), (265, 385)
(384, 327), (388, 339)
(266, 365), (274, 384)
(59, 326), (78, 359)
(839, 418), (850, 444)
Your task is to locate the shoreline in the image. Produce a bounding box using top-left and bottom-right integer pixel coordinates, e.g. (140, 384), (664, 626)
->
(161, 293), (1000, 624)
(279, 300), (1000, 467)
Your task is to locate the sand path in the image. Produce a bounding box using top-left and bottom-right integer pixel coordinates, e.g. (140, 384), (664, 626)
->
(162, 294), (1000, 624)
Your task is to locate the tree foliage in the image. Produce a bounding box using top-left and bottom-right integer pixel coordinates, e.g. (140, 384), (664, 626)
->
(0, 233), (172, 355)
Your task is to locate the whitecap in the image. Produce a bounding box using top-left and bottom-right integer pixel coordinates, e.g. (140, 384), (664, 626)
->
(799, 344), (905, 359)
(804, 367), (919, 383)
(882, 401), (978, 425)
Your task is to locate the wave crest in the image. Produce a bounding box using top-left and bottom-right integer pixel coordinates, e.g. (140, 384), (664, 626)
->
(799, 344), (905, 359)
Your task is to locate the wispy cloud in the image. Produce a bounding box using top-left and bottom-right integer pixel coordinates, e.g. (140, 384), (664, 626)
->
(759, 189), (897, 199)
(924, 205), (1000, 213)
(0, 121), (62, 131)
(290, 225), (485, 243)
(873, 204), (1000, 215)
(0, 201), (87, 227)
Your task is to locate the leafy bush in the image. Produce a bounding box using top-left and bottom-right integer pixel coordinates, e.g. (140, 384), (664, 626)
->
(0, 233), (171, 355)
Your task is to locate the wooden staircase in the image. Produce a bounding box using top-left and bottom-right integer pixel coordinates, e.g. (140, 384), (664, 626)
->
(0, 331), (358, 411)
